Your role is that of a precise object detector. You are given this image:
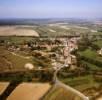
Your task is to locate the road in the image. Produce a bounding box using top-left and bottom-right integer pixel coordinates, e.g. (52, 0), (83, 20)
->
(53, 66), (89, 100)
(7, 47), (89, 99)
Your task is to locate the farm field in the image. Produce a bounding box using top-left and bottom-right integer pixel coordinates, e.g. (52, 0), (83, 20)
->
(93, 40), (102, 48)
(0, 46), (34, 71)
(59, 75), (102, 99)
(43, 85), (83, 100)
(0, 26), (39, 37)
(7, 82), (51, 100)
(97, 96), (102, 100)
(0, 82), (10, 95)
(0, 24), (100, 37)
(78, 49), (102, 62)
(0, 36), (35, 44)
(33, 24), (95, 37)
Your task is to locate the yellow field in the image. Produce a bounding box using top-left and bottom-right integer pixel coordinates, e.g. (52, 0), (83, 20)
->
(7, 82), (51, 100)
(0, 26), (39, 37)
(0, 82), (10, 95)
(97, 97), (102, 100)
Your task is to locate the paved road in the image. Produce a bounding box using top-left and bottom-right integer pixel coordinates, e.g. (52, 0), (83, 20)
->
(53, 67), (89, 100)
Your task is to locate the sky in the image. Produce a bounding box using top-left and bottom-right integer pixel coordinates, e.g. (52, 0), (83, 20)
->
(0, 0), (102, 19)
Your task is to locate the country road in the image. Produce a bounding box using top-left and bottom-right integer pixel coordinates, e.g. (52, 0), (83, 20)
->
(52, 38), (89, 100)
(9, 45), (90, 100)
(53, 66), (89, 100)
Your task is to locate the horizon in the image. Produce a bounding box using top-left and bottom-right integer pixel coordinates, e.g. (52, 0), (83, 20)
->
(0, 0), (102, 19)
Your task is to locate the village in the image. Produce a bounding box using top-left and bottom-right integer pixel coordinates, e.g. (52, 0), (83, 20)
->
(0, 34), (102, 100)
(4, 36), (79, 71)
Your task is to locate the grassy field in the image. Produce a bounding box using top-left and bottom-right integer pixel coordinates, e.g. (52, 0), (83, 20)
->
(0, 24), (100, 37)
(78, 49), (102, 62)
(59, 75), (102, 99)
(0, 46), (34, 70)
(7, 52), (34, 70)
(43, 85), (84, 100)
(82, 60), (101, 70)
(78, 48), (102, 72)
(60, 75), (94, 87)
(0, 36), (34, 44)
(0, 45), (53, 71)
(93, 40), (102, 48)
(33, 24), (92, 37)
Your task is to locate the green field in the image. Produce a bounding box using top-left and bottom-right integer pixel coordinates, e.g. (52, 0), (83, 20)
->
(59, 75), (102, 99)
(78, 49), (102, 62)
(0, 36), (34, 44)
(0, 47), (34, 70)
(93, 40), (102, 48)
(82, 60), (101, 70)
(33, 25), (92, 37)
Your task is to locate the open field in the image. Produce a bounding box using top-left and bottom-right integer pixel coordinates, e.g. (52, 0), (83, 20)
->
(97, 96), (102, 100)
(78, 49), (102, 62)
(0, 24), (101, 37)
(93, 40), (102, 48)
(43, 85), (84, 100)
(0, 46), (34, 70)
(0, 82), (10, 95)
(77, 48), (102, 71)
(7, 82), (51, 100)
(0, 36), (34, 44)
(0, 26), (39, 37)
(82, 60), (101, 70)
(59, 75), (102, 99)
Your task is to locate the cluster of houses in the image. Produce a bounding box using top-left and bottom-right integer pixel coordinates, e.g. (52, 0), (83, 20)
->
(52, 37), (79, 70)
(62, 38), (78, 69)
(6, 37), (79, 70)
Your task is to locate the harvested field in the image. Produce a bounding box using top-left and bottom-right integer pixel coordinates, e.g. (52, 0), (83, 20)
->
(0, 26), (39, 37)
(48, 29), (56, 32)
(0, 82), (10, 95)
(60, 26), (70, 30)
(97, 97), (102, 100)
(7, 83), (51, 100)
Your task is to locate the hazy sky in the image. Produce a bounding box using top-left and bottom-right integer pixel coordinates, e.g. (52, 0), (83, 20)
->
(0, 0), (102, 18)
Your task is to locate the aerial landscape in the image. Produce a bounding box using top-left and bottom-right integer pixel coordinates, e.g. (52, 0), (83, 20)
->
(0, 0), (102, 100)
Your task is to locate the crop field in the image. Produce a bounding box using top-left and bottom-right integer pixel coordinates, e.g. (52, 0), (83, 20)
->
(78, 49), (102, 62)
(0, 24), (100, 37)
(7, 83), (51, 100)
(43, 85), (83, 100)
(33, 24), (94, 37)
(0, 36), (34, 44)
(59, 75), (102, 99)
(82, 60), (101, 70)
(78, 48), (102, 72)
(93, 40), (102, 48)
(0, 26), (39, 37)
(0, 82), (10, 95)
(0, 47), (34, 71)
